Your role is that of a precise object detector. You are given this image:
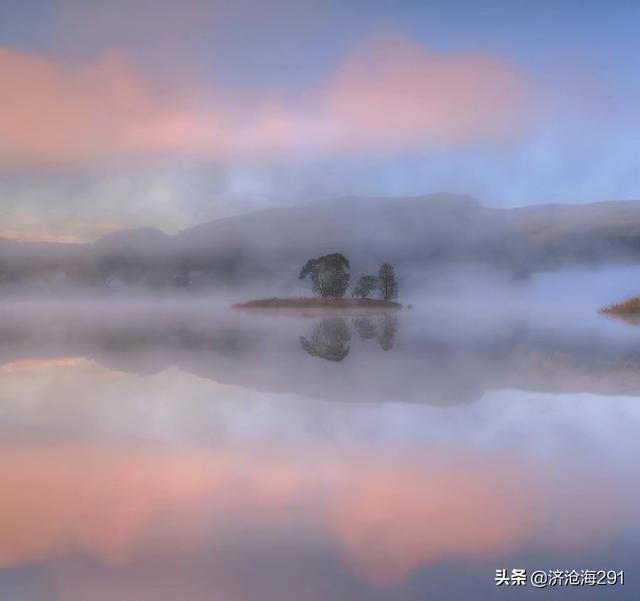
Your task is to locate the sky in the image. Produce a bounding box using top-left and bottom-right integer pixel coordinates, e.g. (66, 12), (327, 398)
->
(0, 0), (639, 242)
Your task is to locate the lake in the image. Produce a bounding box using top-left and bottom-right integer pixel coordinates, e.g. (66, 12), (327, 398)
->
(1, 273), (639, 600)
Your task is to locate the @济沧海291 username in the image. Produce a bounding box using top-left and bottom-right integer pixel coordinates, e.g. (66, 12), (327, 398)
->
(495, 569), (624, 588)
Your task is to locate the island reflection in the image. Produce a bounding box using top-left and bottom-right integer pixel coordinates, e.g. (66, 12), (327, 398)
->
(300, 315), (398, 361)
(1, 301), (640, 404)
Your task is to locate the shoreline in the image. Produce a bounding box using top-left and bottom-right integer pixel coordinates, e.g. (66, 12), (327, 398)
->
(233, 297), (402, 316)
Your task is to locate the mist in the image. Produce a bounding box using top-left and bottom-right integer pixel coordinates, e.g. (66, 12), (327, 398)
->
(3, 256), (640, 601)
(4, 196), (640, 601)
(4, 194), (640, 304)
(3, 1), (640, 597)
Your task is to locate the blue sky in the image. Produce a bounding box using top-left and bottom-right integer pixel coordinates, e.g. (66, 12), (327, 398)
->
(0, 0), (639, 241)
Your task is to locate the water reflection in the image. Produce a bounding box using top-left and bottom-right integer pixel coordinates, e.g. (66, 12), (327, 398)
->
(353, 316), (378, 340)
(379, 314), (398, 351)
(1, 444), (635, 587)
(1, 302), (640, 599)
(299, 315), (398, 361)
(352, 314), (398, 351)
(2, 302), (640, 404)
(300, 318), (352, 361)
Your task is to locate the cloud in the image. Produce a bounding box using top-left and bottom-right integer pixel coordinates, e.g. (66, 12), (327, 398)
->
(0, 47), (239, 165)
(0, 49), (162, 165)
(0, 33), (532, 166)
(324, 32), (531, 150)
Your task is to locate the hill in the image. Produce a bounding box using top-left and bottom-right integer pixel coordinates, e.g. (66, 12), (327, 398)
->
(2, 194), (640, 289)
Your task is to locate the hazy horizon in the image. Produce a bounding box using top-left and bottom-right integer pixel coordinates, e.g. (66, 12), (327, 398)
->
(4, 192), (640, 245)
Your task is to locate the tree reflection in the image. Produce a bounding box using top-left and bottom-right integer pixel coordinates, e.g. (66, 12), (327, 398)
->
(299, 318), (351, 362)
(379, 314), (398, 351)
(353, 317), (378, 340)
(300, 314), (399, 361)
(352, 315), (398, 351)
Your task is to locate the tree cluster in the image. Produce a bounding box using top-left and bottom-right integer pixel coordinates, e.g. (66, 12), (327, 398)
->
(299, 253), (398, 301)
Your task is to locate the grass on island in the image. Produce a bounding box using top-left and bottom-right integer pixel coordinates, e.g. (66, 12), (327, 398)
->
(233, 297), (402, 310)
(600, 297), (640, 315)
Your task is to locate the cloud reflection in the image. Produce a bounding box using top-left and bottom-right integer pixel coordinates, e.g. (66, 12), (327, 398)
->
(0, 443), (631, 589)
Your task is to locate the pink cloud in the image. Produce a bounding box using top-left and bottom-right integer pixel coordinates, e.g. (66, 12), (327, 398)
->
(0, 34), (532, 166)
(324, 33), (531, 150)
(0, 49), (148, 164)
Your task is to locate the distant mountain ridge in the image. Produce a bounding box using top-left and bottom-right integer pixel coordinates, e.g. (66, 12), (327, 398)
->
(2, 194), (640, 289)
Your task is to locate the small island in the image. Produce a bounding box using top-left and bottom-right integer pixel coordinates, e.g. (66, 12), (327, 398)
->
(601, 297), (640, 314)
(234, 253), (402, 316)
(600, 297), (640, 323)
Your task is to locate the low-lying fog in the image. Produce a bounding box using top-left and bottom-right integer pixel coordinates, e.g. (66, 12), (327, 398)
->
(1, 264), (640, 601)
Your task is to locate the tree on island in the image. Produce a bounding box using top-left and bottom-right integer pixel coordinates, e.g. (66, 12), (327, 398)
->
(299, 253), (351, 299)
(377, 263), (398, 301)
(352, 274), (377, 299)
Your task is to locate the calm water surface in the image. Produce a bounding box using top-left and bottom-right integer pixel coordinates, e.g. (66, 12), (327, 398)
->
(0, 294), (639, 600)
